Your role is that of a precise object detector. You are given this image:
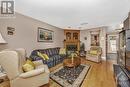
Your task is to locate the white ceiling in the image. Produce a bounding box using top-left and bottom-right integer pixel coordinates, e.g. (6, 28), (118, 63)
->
(16, 0), (130, 30)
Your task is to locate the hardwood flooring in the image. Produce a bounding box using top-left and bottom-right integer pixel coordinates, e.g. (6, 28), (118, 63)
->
(43, 58), (117, 87)
(81, 58), (116, 87)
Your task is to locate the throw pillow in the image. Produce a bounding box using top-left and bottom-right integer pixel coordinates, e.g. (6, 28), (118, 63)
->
(42, 53), (49, 60)
(59, 48), (66, 55)
(22, 60), (35, 72)
(90, 50), (98, 55)
(26, 59), (35, 67)
(37, 52), (46, 60)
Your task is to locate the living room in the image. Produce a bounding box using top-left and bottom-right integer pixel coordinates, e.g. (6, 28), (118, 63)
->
(0, 0), (130, 87)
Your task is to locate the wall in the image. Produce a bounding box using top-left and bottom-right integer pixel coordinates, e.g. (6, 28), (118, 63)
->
(0, 13), (64, 56)
(80, 26), (107, 60)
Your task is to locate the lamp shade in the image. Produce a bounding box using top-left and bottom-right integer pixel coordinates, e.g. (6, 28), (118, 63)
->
(0, 33), (6, 43)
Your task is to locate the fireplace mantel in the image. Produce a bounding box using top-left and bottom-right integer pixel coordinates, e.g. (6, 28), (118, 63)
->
(64, 29), (80, 52)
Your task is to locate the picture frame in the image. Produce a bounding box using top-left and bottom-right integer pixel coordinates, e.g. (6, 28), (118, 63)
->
(91, 34), (100, 46)
(90, 30), (100, 46)
(38, 27), (54, 42)
(7, 27), (15, 35)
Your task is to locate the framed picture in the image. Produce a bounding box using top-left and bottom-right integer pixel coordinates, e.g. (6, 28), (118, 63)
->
(91, 34), (100, 46)
(38, 27), (54, 42)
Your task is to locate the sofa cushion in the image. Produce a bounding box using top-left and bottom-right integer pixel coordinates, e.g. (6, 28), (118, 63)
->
(51, 48), (56, 56)
(59, 48), (66, 55)
(55, 48), (60, 55)
(53, 55), (61, 60)
(90, 50), (98, 55)
(46, 57), (54, 63)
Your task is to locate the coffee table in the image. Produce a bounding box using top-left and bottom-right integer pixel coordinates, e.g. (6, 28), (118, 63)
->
(63, 57), (81, 68)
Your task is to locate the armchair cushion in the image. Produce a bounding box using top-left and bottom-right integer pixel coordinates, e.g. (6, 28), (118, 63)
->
(19, 68), (44, 78)
(90, 50), (98, 55)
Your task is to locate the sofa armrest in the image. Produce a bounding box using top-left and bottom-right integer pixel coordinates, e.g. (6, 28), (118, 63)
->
(19, 68), (44, 78)
(43, 64), (50, 74)
(33, 60), (43, 66)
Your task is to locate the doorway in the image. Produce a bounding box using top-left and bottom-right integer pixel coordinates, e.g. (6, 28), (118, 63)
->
(107, 34), (119, 60)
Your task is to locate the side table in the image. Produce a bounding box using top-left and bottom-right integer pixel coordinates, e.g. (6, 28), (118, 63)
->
(0, 72), (9, 87)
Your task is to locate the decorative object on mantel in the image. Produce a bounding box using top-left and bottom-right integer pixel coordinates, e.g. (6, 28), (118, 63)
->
(7, 27), (15, 35)
(38, 27), (54, 42)
(90, 30), (100, 46)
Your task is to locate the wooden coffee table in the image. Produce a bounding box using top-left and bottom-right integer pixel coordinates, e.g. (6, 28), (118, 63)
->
(63, 57), (81, 68)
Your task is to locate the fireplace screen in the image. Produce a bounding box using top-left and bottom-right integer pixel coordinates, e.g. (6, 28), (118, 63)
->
(66, 45), (77, 51)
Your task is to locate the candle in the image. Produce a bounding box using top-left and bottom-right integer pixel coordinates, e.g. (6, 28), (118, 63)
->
(72, 54), (74, 64)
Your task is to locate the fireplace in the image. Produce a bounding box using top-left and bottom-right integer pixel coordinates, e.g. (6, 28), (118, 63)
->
(63, 30), (80, 53)
(66, 45), (77, 51)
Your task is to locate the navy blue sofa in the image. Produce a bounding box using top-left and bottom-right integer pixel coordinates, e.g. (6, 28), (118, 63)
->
(30, 47), (66, 68)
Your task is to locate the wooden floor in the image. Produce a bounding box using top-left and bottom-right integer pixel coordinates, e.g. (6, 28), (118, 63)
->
(44, 58), (117, 87)
(81, 58), (116, 87)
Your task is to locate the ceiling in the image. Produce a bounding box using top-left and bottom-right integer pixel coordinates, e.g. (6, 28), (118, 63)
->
(16, 0), (130, 30)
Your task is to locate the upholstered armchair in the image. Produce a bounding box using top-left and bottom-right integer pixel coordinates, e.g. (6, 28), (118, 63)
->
(0, 48), (50, 87)
(86, 46), (102, 63)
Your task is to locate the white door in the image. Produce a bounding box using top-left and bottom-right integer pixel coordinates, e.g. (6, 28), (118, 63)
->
(107, 35), (118, 53)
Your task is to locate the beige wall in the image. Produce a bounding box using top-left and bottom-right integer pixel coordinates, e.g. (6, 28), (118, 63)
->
(80, 27), (107, 59)
(0, 13), (64, 56)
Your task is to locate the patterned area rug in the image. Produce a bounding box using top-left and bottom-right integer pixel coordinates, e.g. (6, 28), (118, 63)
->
(50, 64), (90, 87)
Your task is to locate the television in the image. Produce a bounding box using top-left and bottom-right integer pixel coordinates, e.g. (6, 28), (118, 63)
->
(119, 29), (130, 78)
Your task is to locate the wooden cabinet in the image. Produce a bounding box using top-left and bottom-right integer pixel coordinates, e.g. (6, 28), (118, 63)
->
(64, 30), (80, 41)
(64, 30), (80, 52)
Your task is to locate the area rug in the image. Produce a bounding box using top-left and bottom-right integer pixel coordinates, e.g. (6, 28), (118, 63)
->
(50, 64), (90, 87)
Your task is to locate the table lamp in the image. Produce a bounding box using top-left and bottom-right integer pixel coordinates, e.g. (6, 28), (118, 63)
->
(0, 33), (6, 44)
(0, 33), (7, 73)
